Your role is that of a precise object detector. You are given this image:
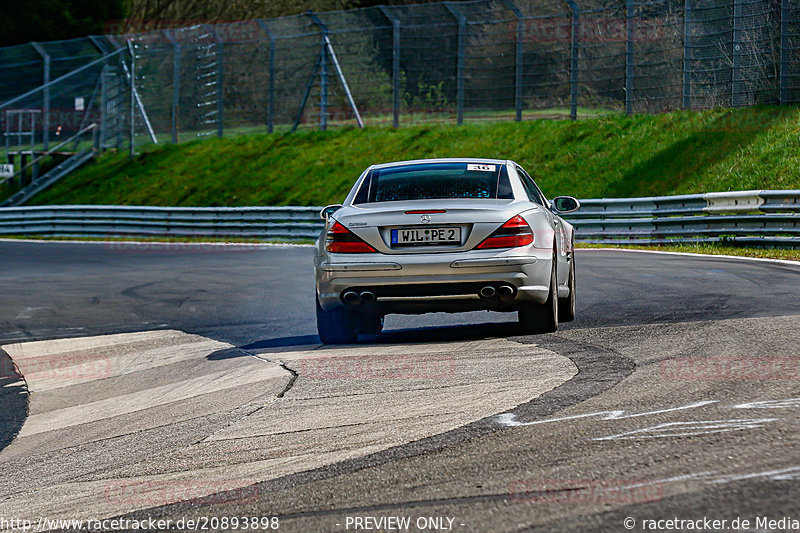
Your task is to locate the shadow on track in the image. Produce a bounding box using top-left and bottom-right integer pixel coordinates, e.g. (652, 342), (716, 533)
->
(0, 349), (28, 453)
(206, 321), (534, 361)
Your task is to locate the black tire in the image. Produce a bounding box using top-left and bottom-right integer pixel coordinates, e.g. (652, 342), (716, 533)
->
(358, 313), (384, 335)
(316, 297), (359, 344)
(518, 255), (559, 334)
(558, 251), (576, 323)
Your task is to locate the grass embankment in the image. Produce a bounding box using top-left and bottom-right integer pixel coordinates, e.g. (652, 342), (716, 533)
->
(26, 106), (800, 207)
(576, 243), (800, 262)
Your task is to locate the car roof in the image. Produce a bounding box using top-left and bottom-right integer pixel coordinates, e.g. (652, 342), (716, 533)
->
(370, 158), (510, 170)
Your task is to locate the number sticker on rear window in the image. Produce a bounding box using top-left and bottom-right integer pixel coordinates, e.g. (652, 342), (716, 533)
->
(467, 164), (496, 172)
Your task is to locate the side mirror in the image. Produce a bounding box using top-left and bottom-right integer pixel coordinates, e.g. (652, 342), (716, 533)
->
(320, 204), (342, 221)
(551, 196), (580, 214)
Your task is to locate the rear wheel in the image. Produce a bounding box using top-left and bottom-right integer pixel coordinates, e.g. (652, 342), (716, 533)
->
(518, 256), (558, 334)
(316, 297), (359, 344)
(558, 251), (576, 323)
(358, 313), (384, 335)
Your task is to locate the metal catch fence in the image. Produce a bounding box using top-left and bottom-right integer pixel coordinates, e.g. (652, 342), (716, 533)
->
(1, 0), (800, 154)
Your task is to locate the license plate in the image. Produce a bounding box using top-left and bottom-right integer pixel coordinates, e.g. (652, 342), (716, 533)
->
(391, 227), (461, 246)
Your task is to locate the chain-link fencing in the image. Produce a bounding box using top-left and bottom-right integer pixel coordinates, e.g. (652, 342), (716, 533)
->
(1, 0), (800, 156)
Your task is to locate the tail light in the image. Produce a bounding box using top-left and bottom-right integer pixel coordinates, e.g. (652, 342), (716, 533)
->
(326, 221), (377, 253)
(476, 215), (534, 249)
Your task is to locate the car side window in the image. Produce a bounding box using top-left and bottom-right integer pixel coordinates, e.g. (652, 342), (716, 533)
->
(532, 181), (549, 206)
(515, 166), (544, 206)
(352, 171), (372, 204)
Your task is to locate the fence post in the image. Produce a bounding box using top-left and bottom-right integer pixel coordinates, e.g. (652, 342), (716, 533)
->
(292, 45), (322, 132)
(92, 119), (100, 151)
(731, 0), (742, 107)
(31, 42), (50, 150)
(308, 11), (363, 129)
(320, 33), (329, 131)
(444, 2), (466, 125)
(566, 0), (580, 120)
(88, 36), (111, 149)
(127, 40), (136, 160)
(682, 0), (692, 108)
(379, 6), (401, 128)
(306, 12), (330, 131)
(625, 0), (635, 115)
(99, 65), (107, 148)
(780, 0), (790, 105)
(206, 26), (225, 138)
(164, 30), (181, 143)
(256, 21), (277, 133)
(504, 0), (525, 121)
(105, 35), (157, 144)
(268, 31), (276, 133)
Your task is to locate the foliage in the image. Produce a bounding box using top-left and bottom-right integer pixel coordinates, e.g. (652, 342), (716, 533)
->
(0, 0), (125, 47)
(405, 82), (450, 112)
(124, 0), (353, 31)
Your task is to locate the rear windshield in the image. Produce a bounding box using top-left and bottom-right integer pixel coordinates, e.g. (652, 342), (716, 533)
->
(353, 162), (514, 204)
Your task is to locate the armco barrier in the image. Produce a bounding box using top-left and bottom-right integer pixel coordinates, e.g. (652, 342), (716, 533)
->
(0, 206), (322, 240)
(0, 191), (798, 246)
(569, 190), (800, 247)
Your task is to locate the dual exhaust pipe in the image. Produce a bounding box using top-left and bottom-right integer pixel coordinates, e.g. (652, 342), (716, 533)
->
(342, 290), (376, 306)
(343, 285), (515, 305)
(479, 284), (515, 302)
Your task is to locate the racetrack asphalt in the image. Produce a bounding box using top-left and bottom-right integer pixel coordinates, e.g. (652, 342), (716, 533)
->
(1, 240), (799, 532)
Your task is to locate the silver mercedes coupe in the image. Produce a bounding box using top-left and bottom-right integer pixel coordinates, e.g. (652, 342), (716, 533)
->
(314, 158), (580, 344)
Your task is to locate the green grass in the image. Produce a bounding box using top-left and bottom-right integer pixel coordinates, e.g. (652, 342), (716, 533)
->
(24, 105), (800, 207)
(576, 242), (800, 262)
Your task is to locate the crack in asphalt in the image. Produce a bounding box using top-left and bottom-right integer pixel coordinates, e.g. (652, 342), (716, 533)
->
(195, 347), (300, 446)
(240, 348), (299, 400)
(110, 333), (635, 523)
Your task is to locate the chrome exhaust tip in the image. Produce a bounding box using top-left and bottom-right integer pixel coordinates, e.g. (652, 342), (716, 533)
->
(342, 291), (361, 305)
(360, 291), (376, 303)
(479, 286), (496, 299)
(497, 284), (515, 301)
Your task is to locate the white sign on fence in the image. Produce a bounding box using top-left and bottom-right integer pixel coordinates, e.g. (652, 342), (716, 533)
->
(0, 164), (14, 179)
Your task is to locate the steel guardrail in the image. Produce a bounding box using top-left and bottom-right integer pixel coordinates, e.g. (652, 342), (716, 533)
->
(566, 190), (800, 246)
(0, 205), (323, 239)
(0, 190), (798, 246)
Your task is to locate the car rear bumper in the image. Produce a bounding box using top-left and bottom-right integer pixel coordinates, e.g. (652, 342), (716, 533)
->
(315, 249), (553, 313)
